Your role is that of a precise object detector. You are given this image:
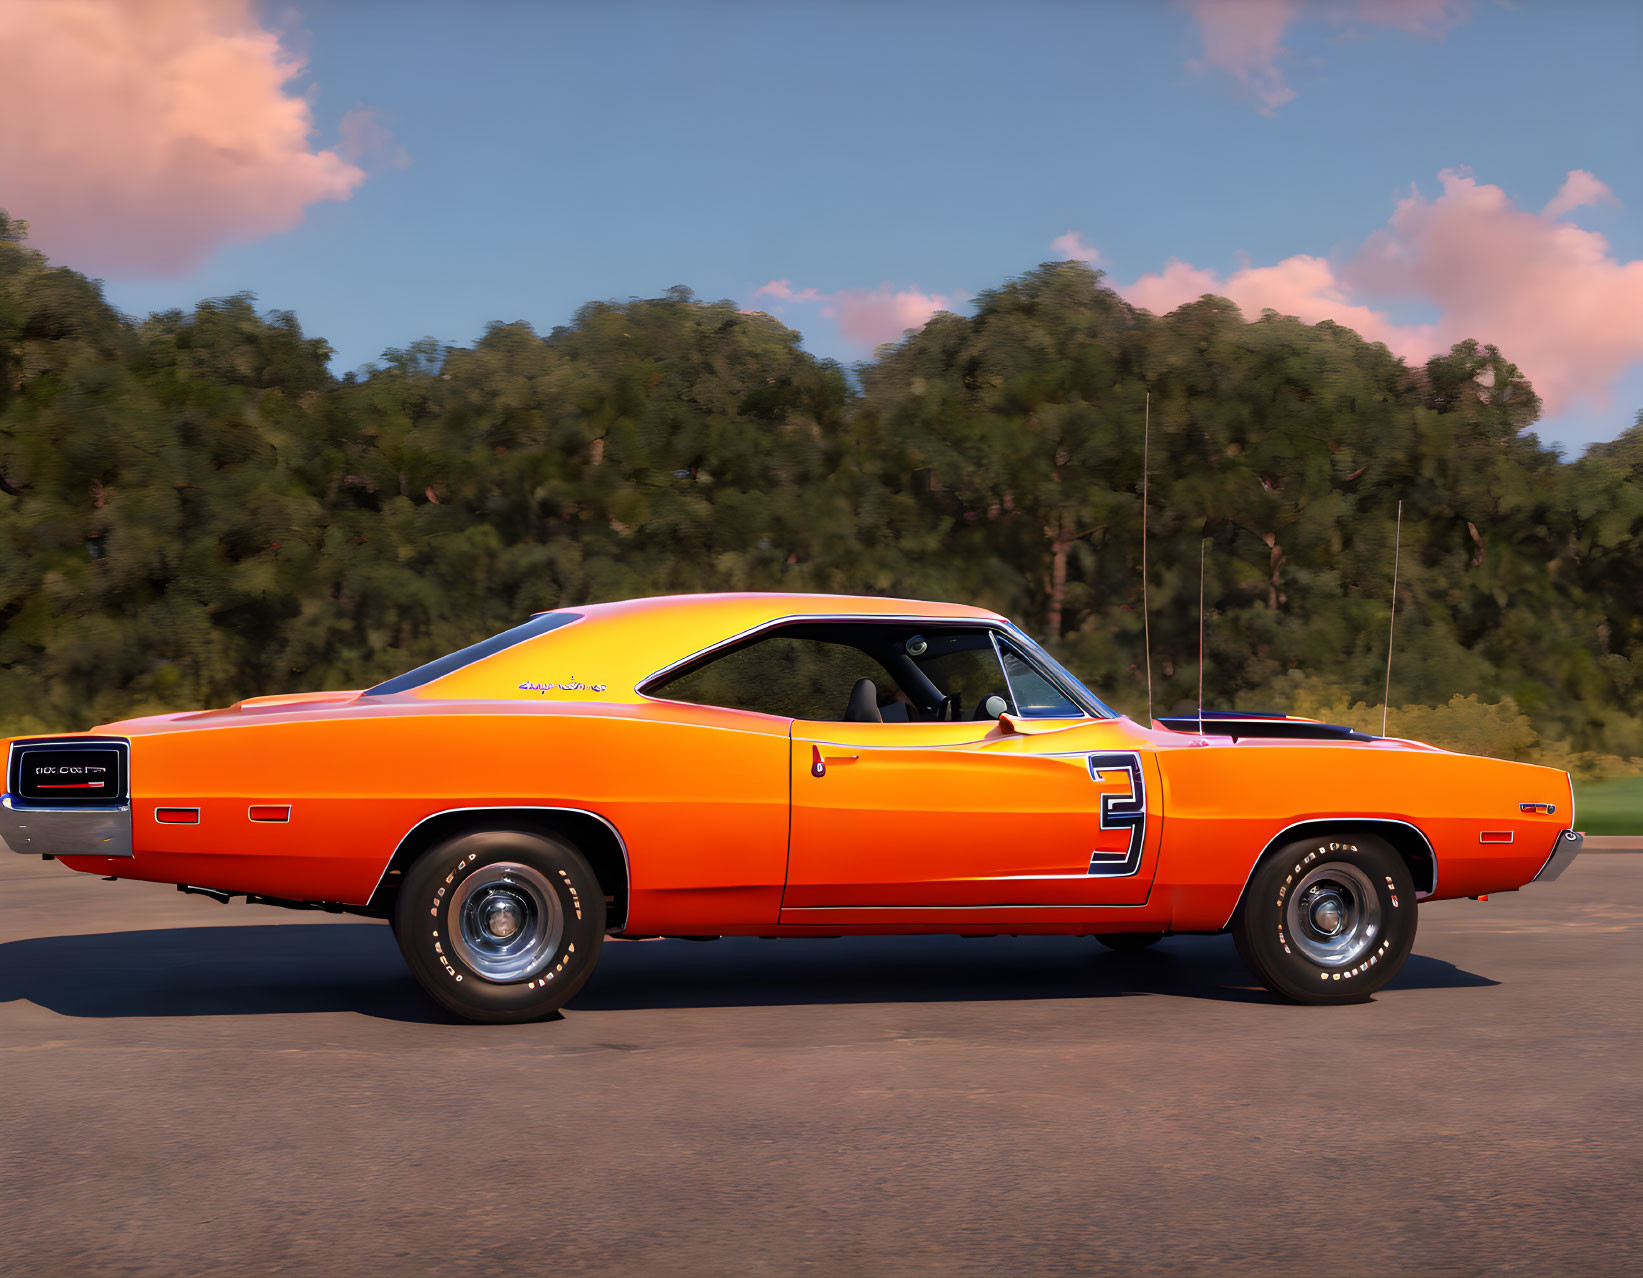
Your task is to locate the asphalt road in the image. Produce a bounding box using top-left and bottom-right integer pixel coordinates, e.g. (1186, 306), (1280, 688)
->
(3, 852), (1641, 1277)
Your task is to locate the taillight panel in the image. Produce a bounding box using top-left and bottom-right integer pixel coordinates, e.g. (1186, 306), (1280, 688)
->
(9, 738), (130, 806)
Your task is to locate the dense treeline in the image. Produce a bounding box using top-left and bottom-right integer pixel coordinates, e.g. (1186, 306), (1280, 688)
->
(3, 212), (1641, 764)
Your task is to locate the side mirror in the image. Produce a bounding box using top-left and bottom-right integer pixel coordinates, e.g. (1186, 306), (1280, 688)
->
(981, 694), (1009, 720)
(997, 711), (1068, 737)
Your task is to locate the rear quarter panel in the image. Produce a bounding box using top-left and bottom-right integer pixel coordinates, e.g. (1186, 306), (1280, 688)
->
(1154, 740), (1573, 931)
(63, 703), (791, 929)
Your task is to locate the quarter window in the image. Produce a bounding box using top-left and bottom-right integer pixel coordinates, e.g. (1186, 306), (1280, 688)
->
(648, 635), (898, 721)
(365, 612), (581, 695)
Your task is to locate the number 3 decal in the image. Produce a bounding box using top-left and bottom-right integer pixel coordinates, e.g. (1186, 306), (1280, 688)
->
(1086, 752), (1146, 877)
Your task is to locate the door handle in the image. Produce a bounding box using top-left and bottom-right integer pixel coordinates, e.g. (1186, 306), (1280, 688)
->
(810, 745), (860, 778)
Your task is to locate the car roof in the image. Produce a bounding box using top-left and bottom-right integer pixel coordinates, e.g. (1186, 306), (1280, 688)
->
(548, 591), (1001, 626)
(410, 591), (1007, 702)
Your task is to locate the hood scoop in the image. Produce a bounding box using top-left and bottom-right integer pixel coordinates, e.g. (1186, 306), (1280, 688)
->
(1154, 711), (1376, 742)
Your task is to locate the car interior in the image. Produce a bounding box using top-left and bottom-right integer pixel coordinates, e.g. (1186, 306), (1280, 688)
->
(648, 621), (1084, 723)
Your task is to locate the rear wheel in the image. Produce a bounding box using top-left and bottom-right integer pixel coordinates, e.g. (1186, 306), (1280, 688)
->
(1093, 931), (1165, 953)
(393, 827), (606, 1023)
(1233, 833), (1416, 1005)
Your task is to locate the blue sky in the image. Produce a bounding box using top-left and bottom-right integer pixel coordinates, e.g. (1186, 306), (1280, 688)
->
(62, 1), (1643, 453)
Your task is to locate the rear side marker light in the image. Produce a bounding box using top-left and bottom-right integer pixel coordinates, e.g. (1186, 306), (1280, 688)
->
(156, 808), (200, 824)
(1479, 831), (1513, 844)
(248, 805), (291, 823)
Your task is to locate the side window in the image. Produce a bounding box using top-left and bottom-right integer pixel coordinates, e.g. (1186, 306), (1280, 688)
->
(647, 622), (1087, 723)
(906, 630), (1015, 721)
(649, 636), (897, 721)
(998, 640), (1085, 718)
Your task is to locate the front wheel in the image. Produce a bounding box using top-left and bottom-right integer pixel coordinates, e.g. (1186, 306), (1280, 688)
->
(1232, 833), (1416, 1005)
(393, 827), (606, 1023)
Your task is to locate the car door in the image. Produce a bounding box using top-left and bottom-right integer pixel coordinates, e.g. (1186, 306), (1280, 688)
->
(783, 715), (1162, 914)
(779, 621), (1160, 916)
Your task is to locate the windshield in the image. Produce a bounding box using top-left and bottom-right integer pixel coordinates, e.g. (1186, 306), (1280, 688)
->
(364, 612), (581, 695)
(1001, 624), (1116, 718)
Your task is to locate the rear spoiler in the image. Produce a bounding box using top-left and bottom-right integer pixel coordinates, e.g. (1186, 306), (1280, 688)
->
(1154, 711), (1376, 743)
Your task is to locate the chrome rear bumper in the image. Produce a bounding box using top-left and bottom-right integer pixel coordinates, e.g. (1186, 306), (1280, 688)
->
(0, 794), (133, 858)
(1530, 829), (1582, 884)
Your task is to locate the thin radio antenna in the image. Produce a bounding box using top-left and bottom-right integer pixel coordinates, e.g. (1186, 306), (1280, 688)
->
(1198, 536), (1207, 736)
(1382, 499), (1403, 738)
(1141, 391), (1154, 726)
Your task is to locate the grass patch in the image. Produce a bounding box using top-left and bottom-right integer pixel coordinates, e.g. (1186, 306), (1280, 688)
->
(1576, 775), (1643, 835)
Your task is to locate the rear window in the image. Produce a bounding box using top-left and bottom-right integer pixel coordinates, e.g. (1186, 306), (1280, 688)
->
(364, 612), (581, 696)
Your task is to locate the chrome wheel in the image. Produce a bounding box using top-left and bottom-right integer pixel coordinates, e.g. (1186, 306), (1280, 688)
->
(1285, 862), (1380, 966)
(447, 861), (564, 982)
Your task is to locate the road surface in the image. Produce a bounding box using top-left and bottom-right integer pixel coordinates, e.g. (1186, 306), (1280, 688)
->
(3, 850), (1640, 1275)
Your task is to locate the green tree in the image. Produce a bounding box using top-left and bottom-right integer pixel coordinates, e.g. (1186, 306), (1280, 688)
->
(1, 213), (1639, 763)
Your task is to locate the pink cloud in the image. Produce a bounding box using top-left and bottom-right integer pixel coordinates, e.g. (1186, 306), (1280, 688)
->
(0, 0), (369, 275)
(1114, 259), (1220, 316)
(1184, 0), (1302, 114)
(1123, 252), (1439, 358)
(825, 286), (956, 347)
(1542, 170), (1616, 220)
(1059, 168), (1643, 417)
(1050, 231), (1101, 264)
(1345, 170), (1643, 415)
(754, 279), (825, 304)
(753, 279), (958, 347)
(1186, 0), (1472, 113)
(1353, 0), (1469, 35)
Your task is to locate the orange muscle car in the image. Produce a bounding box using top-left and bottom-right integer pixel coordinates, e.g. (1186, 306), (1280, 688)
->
(2, 592), (1582, 1020)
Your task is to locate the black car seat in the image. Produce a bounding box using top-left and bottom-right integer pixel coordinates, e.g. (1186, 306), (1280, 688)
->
(844, 677), (883, 723)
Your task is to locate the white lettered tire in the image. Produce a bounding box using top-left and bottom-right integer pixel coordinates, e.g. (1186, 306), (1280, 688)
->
(393, 828), (606, 1023)
(1233, 833), (1417, 1004)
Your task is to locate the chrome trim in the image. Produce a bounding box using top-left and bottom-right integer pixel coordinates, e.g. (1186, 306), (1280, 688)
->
(1221, 817), (1439, 930)
(965, 872), (1147, 881)
(999, 622), (1115, 718)
(447, 860), (565, 982)
(0, 793), (133, 858)
(1530, 829), (1582, 884)
(989, 631), (1021, 717)
(366, 611), (587, 697)
(780, 900), (1156, 914)
(639, 612), (994, 696)
(799, 734), (1014, 753)
(6, 736), (132, 805)
(371, 805), (633, 931)
(1285, 861), (1380, 966)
